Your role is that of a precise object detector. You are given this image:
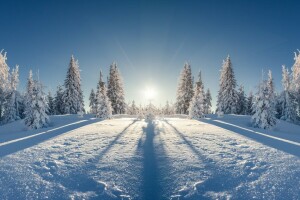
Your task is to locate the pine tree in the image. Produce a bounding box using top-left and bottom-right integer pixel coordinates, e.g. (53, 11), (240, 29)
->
(54, 84), (64, 115)
(252, 70), (277, 129)
(62, 55), (85, 114)
(175, 62), (194, 114)
(217, 56), (239, 114)
(292, 50), (300, 116)
(24, 71), (50, 129)
(47, 92), (55, 115)
(107, 62), (126, 114)
(189, 71), (205, 119)
(0, 50), (10, 121)
(279, 66), (298, 122)
(3, 66), (20, 123)
(204, 89), (212, 114)
(95, 70), (112, 119)
(89, 89), (97, 114)
(246, 91), (254, 115)
(237, 85), (247, 115)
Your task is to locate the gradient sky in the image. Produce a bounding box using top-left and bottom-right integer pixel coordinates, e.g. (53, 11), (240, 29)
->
(1, 0), (300, 111)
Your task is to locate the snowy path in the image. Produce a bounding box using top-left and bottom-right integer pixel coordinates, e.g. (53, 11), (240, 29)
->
(0, 118), (299, 200)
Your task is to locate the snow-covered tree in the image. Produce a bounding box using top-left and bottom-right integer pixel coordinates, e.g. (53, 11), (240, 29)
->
(0, 50), (10, 120)
(237, 85), (247, 115)
(145, 102), (157, 122)
(127, 100), (138, 115)
(175, 62), (194, 114)
(163, 101), (175, 115)
(54, 84), (64, 115)
(95, 70), (112, 119)
(47, 92), (55, 115)
(279, 66), (298, 122)
(107, 62), (126, 114)
(89, 89), (97, 114)
(252, 70), (277, 129)
(216, 56), (239, 114)
(204, 88), (212, 114)
(24, 71), (50, 129)
(246, 91), (254, 115)
(62, 55), (85, 114)
(291, 50), (300, 116)
(189, 71), (205, 119)
(3, 66), (20, 123)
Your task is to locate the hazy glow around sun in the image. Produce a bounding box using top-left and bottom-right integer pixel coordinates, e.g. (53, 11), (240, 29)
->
(144, 87), (157, 100)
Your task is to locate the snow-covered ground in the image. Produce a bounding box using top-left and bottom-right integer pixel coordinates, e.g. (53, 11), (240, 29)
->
(0, 115), (299, 199)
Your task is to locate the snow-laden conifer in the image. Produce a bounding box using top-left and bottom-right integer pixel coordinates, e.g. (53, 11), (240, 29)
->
(54, 84), (64, 115)
(279, 66), (298, 122)
(24, 71), (49, 129)
(62, 55), (85, 114)
(252, 70), (277, 129)
(246, 91), (254, 115)
(217, 56), (239, 114)
(95, 70), (112, 119)
(175, 62), (194, 114)
(292, 50), (300, 115)
(107, 62), (126, 114)
(237, 85), (247, 115)
(89, 89), (97, 114)
(127, 100), (138, 115)
(47, 92), (55, 115)
(204, 89), (212, 114)
(189, 71), (205, 119)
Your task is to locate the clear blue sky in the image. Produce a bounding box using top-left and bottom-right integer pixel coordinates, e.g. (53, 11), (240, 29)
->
(1, 0), (300, 111)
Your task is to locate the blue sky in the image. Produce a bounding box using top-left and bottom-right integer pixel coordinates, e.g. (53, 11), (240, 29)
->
(1, 0), (300, 111)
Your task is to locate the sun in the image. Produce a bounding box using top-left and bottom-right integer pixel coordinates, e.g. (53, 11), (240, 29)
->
(144, 87), (157, 100)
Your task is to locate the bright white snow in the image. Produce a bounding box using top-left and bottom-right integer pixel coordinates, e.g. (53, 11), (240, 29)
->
(0, 115), (299, 200)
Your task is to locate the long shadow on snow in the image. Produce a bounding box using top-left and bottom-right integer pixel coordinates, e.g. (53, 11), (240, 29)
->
(164, 120), (259, 200)
(0, 119), (102, 157)
(39, 120), (138, 200)
(201, 119), (300, 157)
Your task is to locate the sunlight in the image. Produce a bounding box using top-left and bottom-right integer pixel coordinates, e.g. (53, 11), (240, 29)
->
(144, 87), (157, 100)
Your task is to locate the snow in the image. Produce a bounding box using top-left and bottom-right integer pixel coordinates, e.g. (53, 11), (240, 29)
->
(0, 115), (299, 199)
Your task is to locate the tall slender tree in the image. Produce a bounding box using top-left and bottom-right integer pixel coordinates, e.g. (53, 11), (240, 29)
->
(89, 89), (97, 114)
(62, 55), (85, 114)
(237, 85), (247, 115)
(54, 84), (64, 115)
(292, 50), (300, 116)
(95, 70), (112, 119)
(189, 71), (205, 118)
(217, 56), (239, 114)
(175, 62), (194, 114)
(0, 50), (10, 120)
(47, 92), (55, 115)
(204, 88), (212, 114)
(107, 62), (126, 114)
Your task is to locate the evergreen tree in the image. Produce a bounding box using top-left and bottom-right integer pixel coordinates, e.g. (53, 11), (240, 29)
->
(204, 88), (212, 114)
(24, 71), (49, 129)
(62, 55), (85, 114)
(54, 84), (64, 115)
(279, 66), (298, 122)
(47, 92), (55, 115)
(175, 62), (194, 114)
(89, 89), (97, 114)
(128, 100), (138, 115)
(107, 62), (126, 114)
(246, 91), (254, 115)
(3, 66), (20, 123)
(189, 71), (205, 119)
(252, 70), (277, 129)
(237, 85), (247, 115)
(163, 101), (175, 115)
(292, 50), (300, 116)
(95, 70), (112, 119)
(0, 50), (10, 121)
(217, 56), (239, 114)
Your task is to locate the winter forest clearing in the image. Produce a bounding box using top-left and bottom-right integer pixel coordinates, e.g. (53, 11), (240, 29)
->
(0, 115), (299, 200)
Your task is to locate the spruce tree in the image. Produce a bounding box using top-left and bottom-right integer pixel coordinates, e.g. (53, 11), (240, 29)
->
(128, 100), (138, 115)
(175, 62), (194, 114)
(252, 70), (277, 129)
(292, 50), (300, 116)
(54, 84), (64, 115)
(0, 50), (10, 121)
(204, 88), (212, 114)
(189, 71), (205, 119)
(47, 92), (55, 115)
(280, 66), (298, 122)
(95, 70), (112, 119)
(24, 71), (49, 129)
(237, 85), (247, 115)
(107, 62), (126, 114)
(62, 55), (85, 114)
(89, 89), (97, 114)
(217, 56), (239, 114)
(246, 91), (254, 115)
(163, 101), (174, 115)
